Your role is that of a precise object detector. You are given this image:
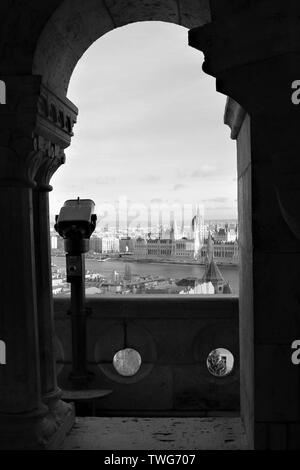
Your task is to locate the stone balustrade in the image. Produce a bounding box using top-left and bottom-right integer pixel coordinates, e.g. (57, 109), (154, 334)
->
(54, 295), (239, 415)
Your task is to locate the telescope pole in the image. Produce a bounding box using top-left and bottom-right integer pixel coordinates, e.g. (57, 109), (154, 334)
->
(67, 252), (88, 389)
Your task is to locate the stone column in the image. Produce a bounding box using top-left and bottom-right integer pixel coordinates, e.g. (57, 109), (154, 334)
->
(33, 141), (73, 429)
(0, 131), (49, 449)
(0, 75), (77, 449)
(189, 1), (300, 449)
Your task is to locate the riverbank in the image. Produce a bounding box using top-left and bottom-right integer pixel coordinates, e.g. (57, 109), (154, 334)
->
(52, 256), (239, 295)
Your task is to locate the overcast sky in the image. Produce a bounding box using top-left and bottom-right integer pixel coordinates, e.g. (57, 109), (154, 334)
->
(49, 22), (237, 222)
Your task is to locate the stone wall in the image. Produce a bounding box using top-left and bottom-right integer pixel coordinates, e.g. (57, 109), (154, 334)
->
(54, 296), (240, 415)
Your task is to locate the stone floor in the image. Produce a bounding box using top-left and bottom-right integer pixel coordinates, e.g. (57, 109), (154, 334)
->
(61, 417), (248, 450)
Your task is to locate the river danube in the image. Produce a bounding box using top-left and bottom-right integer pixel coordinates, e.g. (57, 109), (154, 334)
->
(52, 256), (239, 294)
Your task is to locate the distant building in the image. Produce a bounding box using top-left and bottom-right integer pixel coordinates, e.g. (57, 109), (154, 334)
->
(119, 237), (134, 253)
(214, 228), (227, 243)
(174, 239), (194, 258)
(179, 281), (215, 295)
(191, 204), (204, 258)
(200, 240), (238, 264)
(101, 236), (119, 253)
(50, 232), (64, 252)
(89, 235), (102, 253)
(147, 238), (174, 257)
(133, 237), (147, 258)
(51, 234), (57, 250)
(124, 264), (132, 281)
(111, 270), (121, 284)
(201, 232), (232, 294)
(227, 228), (237, 242)
(132, 213), (203, 260)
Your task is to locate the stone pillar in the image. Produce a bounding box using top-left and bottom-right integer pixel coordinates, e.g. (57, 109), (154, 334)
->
(189, 1), (300, 449)
(0, 75), (77, 449)
(33, 142), (73, 431)
(0, 127), (49, 449)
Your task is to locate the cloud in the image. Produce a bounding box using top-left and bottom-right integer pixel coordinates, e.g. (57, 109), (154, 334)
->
(191, 166), (218, 178)
(203, 197), (228, 203)
(140, 175), (160, 183)
(48, 22), (237, 221)
(150, 198), (163, 204)
(95, 176), (117, 185)
(173, 184), (186, 191)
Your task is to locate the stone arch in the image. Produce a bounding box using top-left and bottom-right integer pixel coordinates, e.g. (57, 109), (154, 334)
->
(0, 80), (6, 104)
(32, 0), (211, 97)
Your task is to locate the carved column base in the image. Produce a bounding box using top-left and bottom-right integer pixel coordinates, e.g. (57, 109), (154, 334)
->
(0, 402), (75, 450)
(43, 387), (75, 436)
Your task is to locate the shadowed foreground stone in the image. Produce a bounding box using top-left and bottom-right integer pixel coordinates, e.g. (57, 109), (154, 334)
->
(61, 417), (247, 450)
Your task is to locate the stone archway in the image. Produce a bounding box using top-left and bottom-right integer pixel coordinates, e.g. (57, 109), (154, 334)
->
(0, 0), (219, 450)
(1, 0), (261, 451)
(31, 0), (250, 449)
(4, 0), (300, 450)
(29, 0), (252, 450)
(32, 0), (211, 97)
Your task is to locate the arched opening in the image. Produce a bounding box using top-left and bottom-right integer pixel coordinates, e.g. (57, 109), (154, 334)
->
(32, 0), (211, 97)
(0, 80), (6, 104)
(32, 0), (249, 450)
(3, 0), (299, 451)
(49, 22), (238, 297)
(47, 21), (240, 427)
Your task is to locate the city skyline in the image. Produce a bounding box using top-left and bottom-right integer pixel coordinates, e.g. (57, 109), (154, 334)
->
(49, 22), (237, 220)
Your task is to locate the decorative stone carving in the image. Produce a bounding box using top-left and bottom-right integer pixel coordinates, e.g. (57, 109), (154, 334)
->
(0, 135), (42, 188)
(34, 135), (66, 191)
(36, 84), (77, 147)
(0, 75), (78, 188)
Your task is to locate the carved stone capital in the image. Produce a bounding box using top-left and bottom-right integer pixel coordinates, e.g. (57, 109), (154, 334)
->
(0, 133), (41, 188)
(0, 75), (77, 188)
(34, 136), (66, 192)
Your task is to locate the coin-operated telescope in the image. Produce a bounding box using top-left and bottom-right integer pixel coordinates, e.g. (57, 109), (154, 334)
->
(55, 198), (97, 255)
(55, 198), (97, 388)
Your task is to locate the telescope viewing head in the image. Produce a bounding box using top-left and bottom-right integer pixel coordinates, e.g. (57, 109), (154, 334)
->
(54, 198), (97, 254)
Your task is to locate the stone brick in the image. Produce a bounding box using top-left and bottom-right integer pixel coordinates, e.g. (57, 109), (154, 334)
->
(179, 0), (211, 28)
(106, 0), (179, 27)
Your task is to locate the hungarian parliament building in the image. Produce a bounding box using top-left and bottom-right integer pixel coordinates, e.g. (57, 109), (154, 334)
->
(119, 230), (238, 265)
(51, 215), (238, 266)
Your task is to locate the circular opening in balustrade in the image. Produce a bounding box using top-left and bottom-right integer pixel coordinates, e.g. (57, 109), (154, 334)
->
(206, 348), (234, 377)
(113, 348), (142, 377)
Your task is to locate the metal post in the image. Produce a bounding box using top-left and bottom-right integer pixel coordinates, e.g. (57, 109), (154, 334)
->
(67, 253), (88, 388)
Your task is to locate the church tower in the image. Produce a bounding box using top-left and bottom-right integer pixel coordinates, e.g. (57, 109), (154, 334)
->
(202, 231), (232, 294)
